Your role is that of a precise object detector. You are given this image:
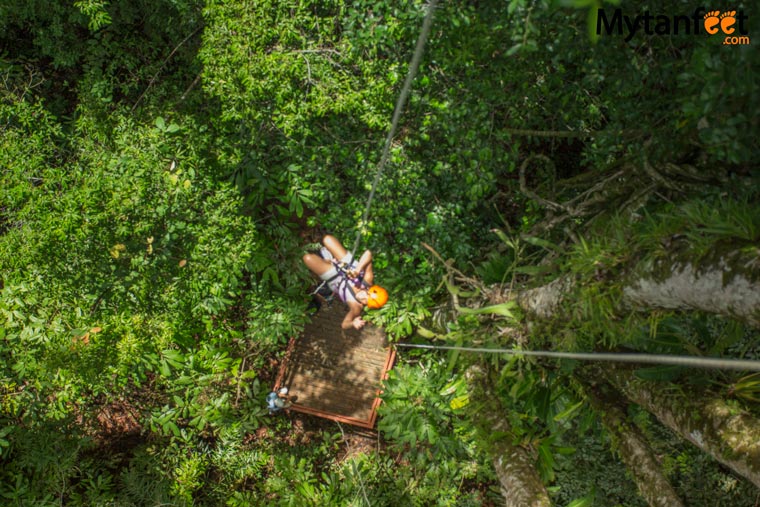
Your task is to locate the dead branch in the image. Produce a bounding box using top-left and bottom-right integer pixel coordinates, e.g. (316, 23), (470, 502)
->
(132, 26), (203, 112)
(519, 155), (567, 213)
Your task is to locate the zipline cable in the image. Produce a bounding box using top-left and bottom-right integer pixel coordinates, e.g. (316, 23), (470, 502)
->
(351, 0), (439, 256)
(395, 343), (760, 372)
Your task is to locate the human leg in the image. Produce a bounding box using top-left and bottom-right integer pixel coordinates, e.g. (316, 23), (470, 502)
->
(303, 253), (333, 277)
(322, 235), (350, 262)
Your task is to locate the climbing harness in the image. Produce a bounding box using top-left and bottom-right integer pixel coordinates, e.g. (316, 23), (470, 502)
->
(395, 342), (760, 372)
(328, 259), (369, 304)
(350, 0), (439, 256)
(309, 250), (368, 305)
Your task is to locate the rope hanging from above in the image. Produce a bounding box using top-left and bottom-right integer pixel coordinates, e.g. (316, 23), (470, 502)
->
(351, 0), (439, 255)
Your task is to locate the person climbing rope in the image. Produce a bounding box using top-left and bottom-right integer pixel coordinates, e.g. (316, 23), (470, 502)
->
(303, 235), (388, 330)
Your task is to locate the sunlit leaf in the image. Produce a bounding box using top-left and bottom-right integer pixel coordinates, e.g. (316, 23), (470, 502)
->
(109, 244), (126, 259)
(554, 400), (584, 422)
(449, 394), (469, 410)
(457, 301), (518, 320)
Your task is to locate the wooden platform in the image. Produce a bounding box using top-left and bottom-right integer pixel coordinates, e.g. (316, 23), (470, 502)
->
(274, 301), (395, 428)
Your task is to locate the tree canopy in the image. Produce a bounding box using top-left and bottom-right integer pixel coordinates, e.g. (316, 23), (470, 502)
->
(1, 0), (758, 505)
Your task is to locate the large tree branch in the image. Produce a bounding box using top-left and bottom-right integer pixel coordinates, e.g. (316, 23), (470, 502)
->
(577, 373), (684, 507)
(515, 276), (571, 319)
(467, 368), (551, 507)
(603, 365), (760, 487)
(623, 259), (760, 327)
(513, 253), (760, 327)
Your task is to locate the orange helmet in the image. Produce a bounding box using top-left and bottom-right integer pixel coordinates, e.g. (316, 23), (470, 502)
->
(366, 285), (388, 309)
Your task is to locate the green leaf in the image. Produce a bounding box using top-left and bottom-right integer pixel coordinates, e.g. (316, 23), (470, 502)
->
(491, 228), (515, 248)
(522, 235), (561, 252)
(457, 301), (518, 320)
(164, 421), (181, 437)
(537, 440), (556, 482)
(506, 43), (522, 56)
(554, 446), (576, 455)
(155, 116), (166, 130)
(444, 277), (480, 298)
(567, 493), (595, 507)
(415, 326), (439, 339)
(449, 394), (469, 410)
(162, 349), (185, 367)
(587, 6), (600, 43)
(554, 400), (584, 422)
(709, 320), (745, 355)
(513, 265), (552, 275)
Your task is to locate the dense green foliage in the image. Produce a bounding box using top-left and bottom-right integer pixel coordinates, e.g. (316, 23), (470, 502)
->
(1, 0), (758, 505)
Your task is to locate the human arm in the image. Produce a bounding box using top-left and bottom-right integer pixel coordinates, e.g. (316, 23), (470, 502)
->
(349, 249), (374, 285)
(341, 301), (366, 330)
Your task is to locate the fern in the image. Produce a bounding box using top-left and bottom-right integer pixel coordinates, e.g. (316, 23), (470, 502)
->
(117, 449), (172, 506)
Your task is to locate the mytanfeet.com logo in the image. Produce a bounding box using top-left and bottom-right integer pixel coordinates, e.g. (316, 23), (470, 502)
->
(596, 7), (750, 45)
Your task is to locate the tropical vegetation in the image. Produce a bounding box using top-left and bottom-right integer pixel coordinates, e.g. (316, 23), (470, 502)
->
(1, 0), (757, 505)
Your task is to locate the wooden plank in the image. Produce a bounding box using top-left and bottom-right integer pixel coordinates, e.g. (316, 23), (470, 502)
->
(289, 358), (385, 378)
(292, 398), (373, 418)
(273, 301), (396, 428)
(290, 346), (388, 368)
(290, 382), (380, 407)
(294, 338), (387, 355)
(287, 370), (383, 398)
(297, 327), (387, 351)
(287, 404), (376, 429)
(287, 361), (385, 386)
(288, 372), (383, 393)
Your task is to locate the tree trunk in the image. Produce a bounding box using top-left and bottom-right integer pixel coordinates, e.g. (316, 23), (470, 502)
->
(623, 259), (760, 327)
(515, 276), (571, 320)
(578, 373), (685, 507)
(499, 249), (760, 491)
(489, 419), (552, 507)
(603, 365), (760, 488)
(466, 368), (551, 507)
(514, 254), (760, 327)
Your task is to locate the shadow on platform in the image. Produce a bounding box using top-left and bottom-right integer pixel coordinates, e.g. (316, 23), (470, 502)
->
(274, 301), (395, 428)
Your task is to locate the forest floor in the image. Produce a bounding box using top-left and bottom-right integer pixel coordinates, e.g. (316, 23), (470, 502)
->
(254, 411), (382, 459)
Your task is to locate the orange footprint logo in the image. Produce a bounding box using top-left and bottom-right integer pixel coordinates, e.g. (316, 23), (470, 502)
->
(703, 10), (720, 34)
(720, 11), (736, 34)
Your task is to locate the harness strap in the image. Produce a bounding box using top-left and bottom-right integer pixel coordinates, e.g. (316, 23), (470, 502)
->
(324, 271), (342, 283)
(331, 260), (368, 302)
